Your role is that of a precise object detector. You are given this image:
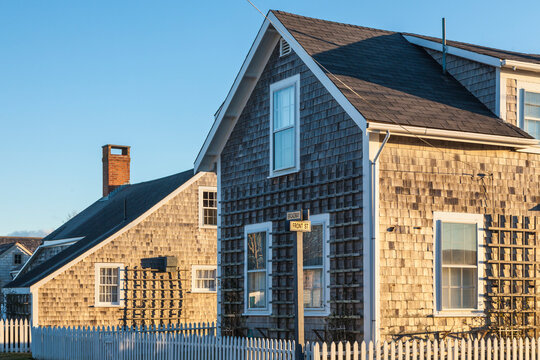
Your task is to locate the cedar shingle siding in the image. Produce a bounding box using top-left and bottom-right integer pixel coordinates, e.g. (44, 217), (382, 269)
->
(220, 42), (364, 340)
(423, 48), (497, 114)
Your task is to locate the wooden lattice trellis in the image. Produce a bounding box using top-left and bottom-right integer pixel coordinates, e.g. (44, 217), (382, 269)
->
(122, 267), (185, 328)
(486, 215), (539, 338)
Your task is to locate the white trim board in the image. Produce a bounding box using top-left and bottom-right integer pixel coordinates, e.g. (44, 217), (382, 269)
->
(28, 171), (208, 293)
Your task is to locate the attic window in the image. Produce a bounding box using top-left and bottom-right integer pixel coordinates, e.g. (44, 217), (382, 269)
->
(279, 38), (291, 57)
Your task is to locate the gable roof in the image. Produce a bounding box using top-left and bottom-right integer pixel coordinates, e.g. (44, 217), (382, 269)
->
(0, 242), (33, 257)
(404, 33), (540, 66)
(195, 11), (538, 171)
(7, 169), (196, 289)
(0, 237), (41, 253)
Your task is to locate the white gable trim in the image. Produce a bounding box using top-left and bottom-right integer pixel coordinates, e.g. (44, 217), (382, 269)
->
(403, 35), (502, 68)
(194, 12), (369, 172)
(28, 171), (208, 292)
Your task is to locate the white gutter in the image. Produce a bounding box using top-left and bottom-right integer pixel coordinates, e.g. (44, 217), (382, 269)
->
(42, 237), (83, 247)
(502, 60), (540, 73)
(369, 131), (390, 344)
(367, 123), (539, 148)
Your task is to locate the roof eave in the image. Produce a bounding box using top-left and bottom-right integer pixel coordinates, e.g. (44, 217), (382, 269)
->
(367, 122), (539, 148)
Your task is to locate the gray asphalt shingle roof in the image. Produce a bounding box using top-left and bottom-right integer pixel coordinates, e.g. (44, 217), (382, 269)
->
(7, 169), (195, 288)
(272, 11), (533, 139)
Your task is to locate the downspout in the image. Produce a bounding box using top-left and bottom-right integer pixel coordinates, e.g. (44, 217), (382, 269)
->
(370, 131), (390, 343)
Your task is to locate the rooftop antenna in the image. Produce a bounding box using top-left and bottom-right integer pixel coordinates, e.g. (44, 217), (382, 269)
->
(442, 17), (447, 74)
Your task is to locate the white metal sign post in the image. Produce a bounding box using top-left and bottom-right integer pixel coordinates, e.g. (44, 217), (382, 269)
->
(287, 209), (310, 360)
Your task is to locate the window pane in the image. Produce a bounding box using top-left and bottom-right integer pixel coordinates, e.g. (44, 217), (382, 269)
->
(525, 91), (540, 106)
(450, 267), (461, 287)
(273, 86), (295, 130)
(462, 268), (476, 288)
(304, 268), (323, 308)
(450, 288), (461, 309)
(248, 272), (266, 309)
(442, 287), (449, 308)
(442, 267), (449, 286)
(304, 225), (323, 266)
(247, 232), (266, 270)
(273, 128), (295, 170)
(463, 288), (476, 308)
(441, 222), (477, 265)
(525, 119), (540, 140)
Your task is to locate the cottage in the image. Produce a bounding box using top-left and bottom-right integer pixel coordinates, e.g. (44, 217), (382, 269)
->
(195, 11), (540, 343)
(0, 237), (41, 286)
(4, 145), (218, 327)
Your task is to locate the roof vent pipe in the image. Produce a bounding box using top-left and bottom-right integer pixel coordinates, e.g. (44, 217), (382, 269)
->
(442, 17), (447, 74)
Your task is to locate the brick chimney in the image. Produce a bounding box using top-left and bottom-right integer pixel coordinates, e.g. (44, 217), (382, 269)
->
(102, 144), (130, 197)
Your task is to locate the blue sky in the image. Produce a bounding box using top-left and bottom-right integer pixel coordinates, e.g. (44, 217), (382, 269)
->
(1, 0), (539, 236)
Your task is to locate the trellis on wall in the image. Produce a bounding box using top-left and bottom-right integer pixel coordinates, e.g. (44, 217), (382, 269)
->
(122, 267), (185, 328)
(486, 215), (539, 338)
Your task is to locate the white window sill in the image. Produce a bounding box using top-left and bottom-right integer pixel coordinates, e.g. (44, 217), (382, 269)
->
(191, 290), (217, 294)
(199, 225), (217, 230)
(305, 309), (330, 317)
(94, 303), (122, 308)
(268, 168), (300, 179)
(433, 310), (485, 318)
(243, 310), (272, 316)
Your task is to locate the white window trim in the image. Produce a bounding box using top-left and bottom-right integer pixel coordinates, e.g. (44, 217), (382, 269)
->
(94, 263), (124, 308)
(199, 186), (218, 229)
(269, 74), (301, 178)
(244, 222), (272, 316)
(191, 265), (217, 293)
(517, 80), (540, 138)
(433, 212), (485, 317)
(304, 213), (330, 317)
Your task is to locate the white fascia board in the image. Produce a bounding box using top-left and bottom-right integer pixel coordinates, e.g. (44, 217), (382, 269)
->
(367, 122), (539, 148)
(15, 243), (33, 256)
(502, 60), (540, 73)
(2, 287), (30, 294)
(42, 237), (84, 247)
(14, 246), (42, 280)
(194, 18), (276, 172)
(403, 35), (502, 68)
(29, 172), (208, 292)
(267, 12), (368, 133)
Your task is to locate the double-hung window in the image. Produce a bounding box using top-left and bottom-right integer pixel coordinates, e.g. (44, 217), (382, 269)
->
(95, 263), (124, 307)
(303, 214), (330, 316)
(270, 75), (300, 176)
(524, 91), (540, 139)
(244, 222), (272, 314)
(434, 212), (483, 314)
(199, 187), (218, 228)
(192, 265), (217, 293)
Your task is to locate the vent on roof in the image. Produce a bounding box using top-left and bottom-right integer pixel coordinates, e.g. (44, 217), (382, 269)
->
(279, 38), (291, 57)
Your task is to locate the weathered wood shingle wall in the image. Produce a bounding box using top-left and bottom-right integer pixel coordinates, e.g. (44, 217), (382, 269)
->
(37, 172), (217, 327)
(220, 42), (364, 341)
(423, 48), (497, 114)
(378, 137), (540, 340)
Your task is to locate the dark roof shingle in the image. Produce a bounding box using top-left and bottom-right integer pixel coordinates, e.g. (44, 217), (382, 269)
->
(272, 11), (533, 139)
(0, 237), (42, 253)
(7, 169), (195, 288)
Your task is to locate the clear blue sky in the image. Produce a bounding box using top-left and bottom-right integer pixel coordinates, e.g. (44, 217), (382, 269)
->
(1, 0), (539, 236)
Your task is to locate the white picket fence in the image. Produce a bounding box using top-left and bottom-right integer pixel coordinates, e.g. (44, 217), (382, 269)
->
(29, 323), (540, 360)
(0, 318), (31, 353)
(31, 325), (299, 360)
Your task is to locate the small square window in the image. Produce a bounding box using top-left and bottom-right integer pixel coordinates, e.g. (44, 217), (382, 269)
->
(192, 266), (217, 293)
(13, 254), (22, 265)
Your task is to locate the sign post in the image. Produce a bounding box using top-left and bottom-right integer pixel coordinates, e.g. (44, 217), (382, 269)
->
(287, 209), (310, 360)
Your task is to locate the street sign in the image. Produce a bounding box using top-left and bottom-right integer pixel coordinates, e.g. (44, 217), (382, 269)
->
(287, 211), (302, 221)
(289, 221), (311, 232)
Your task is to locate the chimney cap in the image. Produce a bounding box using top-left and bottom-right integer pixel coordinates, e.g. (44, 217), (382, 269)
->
(102, 144), (131, 150)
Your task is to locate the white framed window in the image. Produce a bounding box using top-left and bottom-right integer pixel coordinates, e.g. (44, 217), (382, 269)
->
(192, 265), (217, 293)
(94, 263), (124, 307)
(269, 75), (300, 177)
(244, 222), (272, 315)
(518, 82), (540, 140)
(303, 213), (330, 316)
(199, 187), (217, 228)
(433, 212), (484, 316)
